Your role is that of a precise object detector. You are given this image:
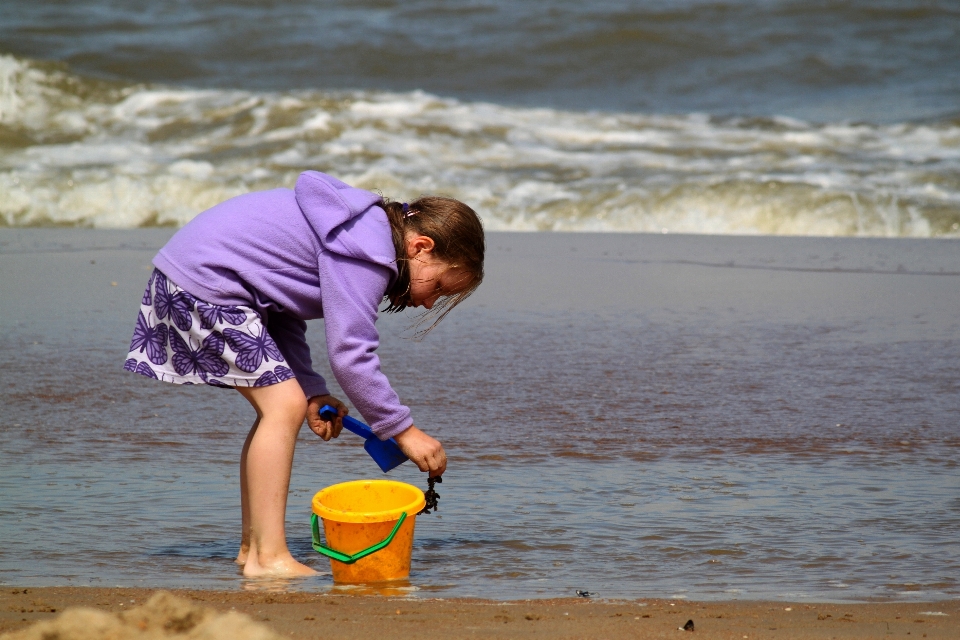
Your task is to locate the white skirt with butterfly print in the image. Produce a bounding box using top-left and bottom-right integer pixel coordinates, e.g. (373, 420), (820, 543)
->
(124, 269), (296, 389)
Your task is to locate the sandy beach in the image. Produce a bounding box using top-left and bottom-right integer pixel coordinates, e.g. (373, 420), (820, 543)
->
(2, 587), (958, 639)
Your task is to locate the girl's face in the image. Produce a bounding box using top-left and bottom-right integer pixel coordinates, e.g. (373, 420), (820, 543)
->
(405, 234), (473, 309)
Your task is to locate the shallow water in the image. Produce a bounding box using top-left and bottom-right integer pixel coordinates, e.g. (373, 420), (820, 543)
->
(1, 230), (958, 601)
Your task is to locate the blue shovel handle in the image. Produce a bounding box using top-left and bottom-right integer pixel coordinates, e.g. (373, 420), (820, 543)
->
(319, 405), (409, 473)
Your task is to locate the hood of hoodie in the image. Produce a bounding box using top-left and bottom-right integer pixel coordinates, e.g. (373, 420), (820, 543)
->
(294, 171), (398, 277)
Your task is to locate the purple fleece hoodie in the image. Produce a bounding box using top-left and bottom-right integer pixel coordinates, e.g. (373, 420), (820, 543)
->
(153, 171), (412, 439)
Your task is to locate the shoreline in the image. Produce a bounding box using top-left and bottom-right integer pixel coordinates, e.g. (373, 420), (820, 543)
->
(2, 587), (957, 639)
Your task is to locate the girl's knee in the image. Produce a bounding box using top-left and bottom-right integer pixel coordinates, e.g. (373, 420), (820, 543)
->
(270, 387), (307, 426)
(239, 380), (308, 425)
(285, 392), (308, 425)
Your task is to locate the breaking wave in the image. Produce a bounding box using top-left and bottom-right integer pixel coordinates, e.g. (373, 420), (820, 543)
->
(2, 54), (958, 236)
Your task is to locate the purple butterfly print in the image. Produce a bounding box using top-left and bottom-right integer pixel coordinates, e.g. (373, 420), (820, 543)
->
(253, 365), (297, 387)
(170, 329), (229, 378)
(154, 272), (196, 331)
(205, 377), (233, 388)
(141, 270), (156, 305)
(129, 311), (169, 365)
(135, 361), (158, 379)
(123, 358), (158, 379)
(253, 370), (279, 387)
(196, 300), (247, 330)
(223, 326), (284, 373)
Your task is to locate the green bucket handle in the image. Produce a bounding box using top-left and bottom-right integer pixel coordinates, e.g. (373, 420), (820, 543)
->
(311, 512), (407, 564)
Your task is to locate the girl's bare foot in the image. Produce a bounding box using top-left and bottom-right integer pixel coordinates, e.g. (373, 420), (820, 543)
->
(242, 553), (317, 578)
(235, 546), (249, 566)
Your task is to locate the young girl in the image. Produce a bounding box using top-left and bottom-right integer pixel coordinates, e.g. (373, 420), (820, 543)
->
(123, 170), (484, 577)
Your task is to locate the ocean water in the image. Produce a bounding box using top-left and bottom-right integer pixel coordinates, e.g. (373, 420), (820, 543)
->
(1, 1), (959, 234)
(1, 229), (958, 601)
(1, 0), (959, 603)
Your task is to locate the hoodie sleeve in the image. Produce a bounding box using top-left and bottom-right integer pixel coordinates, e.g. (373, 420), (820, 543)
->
(317, 250), (413, 440)
(266, 312), (331, 399)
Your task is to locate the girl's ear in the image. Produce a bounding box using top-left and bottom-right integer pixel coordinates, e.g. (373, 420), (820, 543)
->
(406, 234), (436, 258)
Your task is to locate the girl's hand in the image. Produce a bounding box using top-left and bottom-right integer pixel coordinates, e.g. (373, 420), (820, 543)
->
(307, 394), (348, 441)
(394, 426), (447, 477)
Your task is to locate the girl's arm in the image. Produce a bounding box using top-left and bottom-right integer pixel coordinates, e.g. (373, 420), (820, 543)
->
(268, 308), (352, 442)
(317, 251), (414, 440)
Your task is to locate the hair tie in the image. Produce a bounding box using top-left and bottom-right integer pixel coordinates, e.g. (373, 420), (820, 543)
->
(402, 203), (409, 213)
(402, 203), (417, 218)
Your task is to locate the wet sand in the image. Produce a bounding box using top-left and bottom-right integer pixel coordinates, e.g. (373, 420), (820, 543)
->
(3, 227), (958, 325)
(1, 587), (958, 639)
(2, 229), (959, 605)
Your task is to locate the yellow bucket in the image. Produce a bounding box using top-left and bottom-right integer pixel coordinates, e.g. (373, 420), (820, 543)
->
(311, 479), (425, 583)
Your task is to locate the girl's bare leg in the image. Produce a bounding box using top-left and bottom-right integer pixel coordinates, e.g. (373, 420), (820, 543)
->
(235, 415), (260, 566)
(235, 379), (316, 578)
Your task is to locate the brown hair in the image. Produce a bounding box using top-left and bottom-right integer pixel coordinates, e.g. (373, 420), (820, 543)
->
(379, 195), (485, 330)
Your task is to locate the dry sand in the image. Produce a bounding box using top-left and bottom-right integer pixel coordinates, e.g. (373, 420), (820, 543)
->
(1, 588), (957, 640)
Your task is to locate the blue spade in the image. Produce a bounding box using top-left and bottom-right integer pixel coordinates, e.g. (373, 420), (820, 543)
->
(319, 405), (409, 473)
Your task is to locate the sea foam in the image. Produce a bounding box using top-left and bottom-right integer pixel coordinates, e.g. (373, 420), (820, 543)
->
(1, 54), (958, 235)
